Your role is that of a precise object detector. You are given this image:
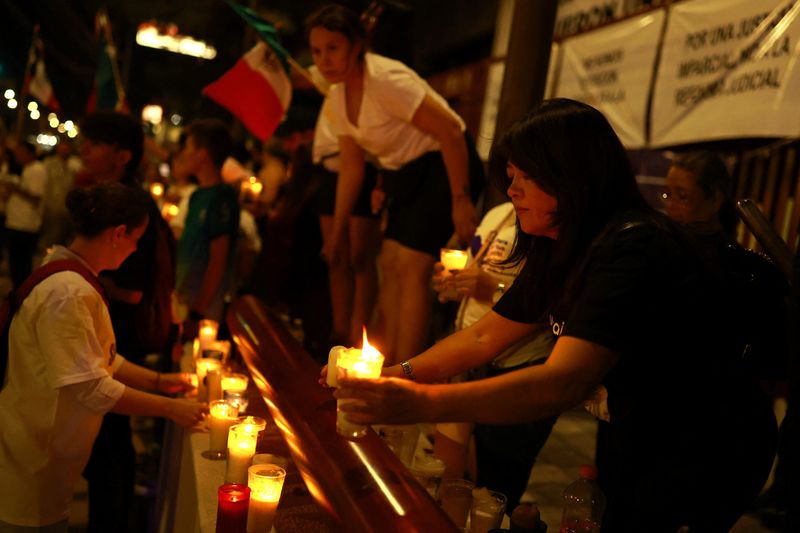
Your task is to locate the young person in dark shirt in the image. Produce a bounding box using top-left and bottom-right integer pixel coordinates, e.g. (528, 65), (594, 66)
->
(334, 99), (777, 532)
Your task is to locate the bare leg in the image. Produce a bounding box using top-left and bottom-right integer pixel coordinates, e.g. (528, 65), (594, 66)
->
(320, 215), (354, 345)
(348, 216), (381, 345)
(385, 242), (436, 362)
(376, 240), (402, 363)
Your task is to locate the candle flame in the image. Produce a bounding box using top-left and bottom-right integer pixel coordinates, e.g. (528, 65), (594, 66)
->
(361, 327), (382, 359)
(150, 182), (164, 197)
(250, 181), (263, 194)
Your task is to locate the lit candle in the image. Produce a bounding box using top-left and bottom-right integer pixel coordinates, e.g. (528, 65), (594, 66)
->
(238, 416), (266, 436)
(216, 483), (250, 533)
(241, 176), (263, 204)
(207, 369), (222, 402)
(246, 465), (286, 533)
(326, 345), (346, 387)
(226, 424), (257, 484)
(336, 329), (384, 438)
(440, 248), (469, 271)
(161, 202), (179, 222)
(199, 319), (219, 350)
(248, 180), (263, 202)
(150, 182), (164, 201)
(221, 373), (249, 394)
(196, 358), (222, 403)
(207, 400), (239, 459)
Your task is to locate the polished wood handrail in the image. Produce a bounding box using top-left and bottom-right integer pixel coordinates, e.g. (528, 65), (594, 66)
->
(227, 296), (460, 533)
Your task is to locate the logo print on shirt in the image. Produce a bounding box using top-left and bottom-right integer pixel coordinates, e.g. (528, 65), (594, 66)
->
(549, 314), (565, 337)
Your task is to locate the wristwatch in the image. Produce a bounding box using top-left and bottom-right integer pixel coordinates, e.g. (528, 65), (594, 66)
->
(492, 282), (507, 304)
(400, 360), (417, 381)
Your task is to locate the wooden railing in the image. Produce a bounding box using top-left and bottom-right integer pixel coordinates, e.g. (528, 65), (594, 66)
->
(226, 296), (460, 533)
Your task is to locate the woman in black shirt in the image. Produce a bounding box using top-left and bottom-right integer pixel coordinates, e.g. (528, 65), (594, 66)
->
(335, 99), (777, 532)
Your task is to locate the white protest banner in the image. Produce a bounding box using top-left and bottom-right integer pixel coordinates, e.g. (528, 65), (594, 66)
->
(651, 0), (800, 147)
(554, 0), (625, 39)
(555, 10), (665, 148)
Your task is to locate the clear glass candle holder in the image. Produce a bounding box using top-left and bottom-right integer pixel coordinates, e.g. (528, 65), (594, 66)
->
(224, 389), (249, 413)
(335, 351), (383, 439)
(246, 464), (286, 533)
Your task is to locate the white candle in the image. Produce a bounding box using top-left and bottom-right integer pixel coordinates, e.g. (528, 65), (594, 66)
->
(160, 202), (179, 222)
(226, 424), (257, 484)
(246, 465), (286, 533)
(196, 358), (222, 403)
(440, 248), (469, 271)
(198, 319), (219, 350)
(238, 416), (266, 436)
(221, 372), (249, 394)
(150, 182), (164, 200)
(326, 345), (346, 387)
(336, 330), (384, 438)
(208, 400), (239, 456)
(207, 369), (222, 402)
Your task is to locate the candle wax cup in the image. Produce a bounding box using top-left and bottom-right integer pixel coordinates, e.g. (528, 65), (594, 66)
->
(326, 346), (346, 387)
(196, 359), (222, 403)
(335, 348), (383, 438)
(216, 483), (250, 533)
(440, 248), (469, 271)
(208, 401), (239, 454)
(247, 498), (278, 533)
(246, 465), (286, 533)
(238, 416), (266, 435)
(207, 370), (222, 402)
(226, 425), (257, 484)
(221, 373), (249, 394)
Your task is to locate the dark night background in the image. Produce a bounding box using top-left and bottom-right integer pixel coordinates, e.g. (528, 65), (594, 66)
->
(0, 0), (498, 135)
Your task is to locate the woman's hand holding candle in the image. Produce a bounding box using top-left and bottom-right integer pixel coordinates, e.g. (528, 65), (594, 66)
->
(157, 372), (196, 394)
(334, 376), (432, 426)
(167, 398), (207, 427)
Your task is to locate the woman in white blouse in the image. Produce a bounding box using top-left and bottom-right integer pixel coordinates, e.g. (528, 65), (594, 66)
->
(306, 4), (482, 363)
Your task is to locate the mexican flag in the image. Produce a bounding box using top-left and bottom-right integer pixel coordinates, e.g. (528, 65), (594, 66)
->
(28, 58), (60, 111)
(203, 42), (291, 142)
(203, 1), (292, 141)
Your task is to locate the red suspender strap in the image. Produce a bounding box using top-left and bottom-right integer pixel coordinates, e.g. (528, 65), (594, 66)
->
(11, 260), (108, 311)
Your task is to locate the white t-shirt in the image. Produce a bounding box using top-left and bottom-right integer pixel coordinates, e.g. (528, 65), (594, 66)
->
(0, 246), (125, 527)
(312, 97), (341, 173)
(456, 203), (555, 368)
(6, 159), (48, 232)
(327, 53), (465, 170)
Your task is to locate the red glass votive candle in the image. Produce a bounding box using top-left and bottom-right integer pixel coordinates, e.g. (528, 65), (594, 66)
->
(216, 483), (250, 533)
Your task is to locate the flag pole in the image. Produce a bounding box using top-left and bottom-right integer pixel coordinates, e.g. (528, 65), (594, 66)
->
(15, 24), (39, 139)
(285, 56), (328, 96)
(97, 9), (127, 111)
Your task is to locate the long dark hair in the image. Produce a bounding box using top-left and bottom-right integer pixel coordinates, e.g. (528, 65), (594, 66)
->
(67, 182), (150, 238)
(305, 4), (368, 61)
(488, 98), (650, 316)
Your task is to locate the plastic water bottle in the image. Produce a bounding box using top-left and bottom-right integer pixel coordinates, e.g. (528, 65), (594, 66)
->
(559, 465), (606, 533)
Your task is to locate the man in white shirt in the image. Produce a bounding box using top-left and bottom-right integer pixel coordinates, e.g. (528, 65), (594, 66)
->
(4, 140), (48, 289)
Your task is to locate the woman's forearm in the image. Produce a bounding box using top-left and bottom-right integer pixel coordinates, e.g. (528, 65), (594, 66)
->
(389, 312), (538, 382)
(114, 360), (159, 391)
